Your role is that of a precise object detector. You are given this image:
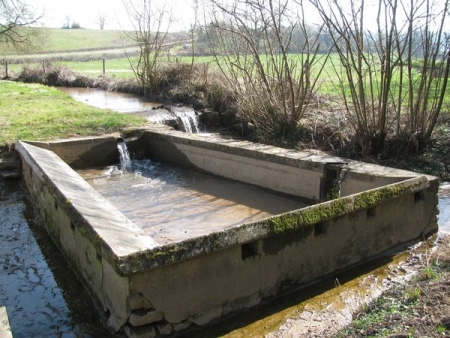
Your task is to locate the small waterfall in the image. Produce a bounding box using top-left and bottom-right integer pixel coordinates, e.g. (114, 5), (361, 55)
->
(176, 111), (200, 133)
(149, 106), (202, 134)
(117, 139), (132, 171)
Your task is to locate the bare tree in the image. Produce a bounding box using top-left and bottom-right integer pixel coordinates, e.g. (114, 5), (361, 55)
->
(309, 0), (449, 153)
(0, 0), (44, 51)
(62, 15), (70, 29)
(403, 0), (449, 141)
(97, 12), (107, 30)
(207, 0), (328, 141)
(121, 0), (172, 96)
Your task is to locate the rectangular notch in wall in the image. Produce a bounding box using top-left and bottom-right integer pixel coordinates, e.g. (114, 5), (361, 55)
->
(314, 222), (329, 237)
(241, 241), (259, 260)
(414, 191), (425, 203)
(320, 164), (343, 202)
(366, 207), (376, 220)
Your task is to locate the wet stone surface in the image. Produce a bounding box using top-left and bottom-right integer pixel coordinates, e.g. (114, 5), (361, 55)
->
(0, 179), (113, 338)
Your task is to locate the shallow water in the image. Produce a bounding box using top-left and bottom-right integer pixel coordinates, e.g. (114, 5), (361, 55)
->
(78, 160), (309, 245)
(59, 87), (203, 132)
(0, 180), (112, 338)
(438, 182), (450, 234)
(59, 87), (160, 113)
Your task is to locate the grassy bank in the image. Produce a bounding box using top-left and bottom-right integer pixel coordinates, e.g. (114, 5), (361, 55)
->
(0, 81), (147, 146)
(334, 236), (450, 338)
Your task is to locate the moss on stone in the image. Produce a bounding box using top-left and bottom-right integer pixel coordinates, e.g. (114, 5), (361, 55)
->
(123, 245), (190, 274)
(353, 184), (404, 210)
(267, 180), (421, 235)
(268, 198), (348, 234)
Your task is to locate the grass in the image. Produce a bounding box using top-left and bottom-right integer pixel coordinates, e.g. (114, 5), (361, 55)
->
(1, 28), (132, 55)
(334, 237), (450, 338)
(0, 81), (147, 146)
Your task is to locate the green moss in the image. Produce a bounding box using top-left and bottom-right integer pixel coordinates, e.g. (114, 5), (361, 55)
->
(268, 198), (347, 234)
(78, 226), (88, 237)
(123, 245), (190, 274)
(354, 184), (404, 210)
(267, 180), (420, 235)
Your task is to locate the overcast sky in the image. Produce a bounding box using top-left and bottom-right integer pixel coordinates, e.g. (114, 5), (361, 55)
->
(27, 0), (197, 31)
(26, 0), (449, 33)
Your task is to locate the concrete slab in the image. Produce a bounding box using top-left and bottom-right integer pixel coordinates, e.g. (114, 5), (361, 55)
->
(0, 307), (13, 338)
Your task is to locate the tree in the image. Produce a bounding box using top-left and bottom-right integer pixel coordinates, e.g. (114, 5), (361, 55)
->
(121, 0), (172, 96)
(71, 21), (81, 29)
(206, 0), (328, 141)
(0, 0), (44, 51)
(309, 0), (449, 153)
(62, 15), (70, 29)
(97, 12), (107, 30)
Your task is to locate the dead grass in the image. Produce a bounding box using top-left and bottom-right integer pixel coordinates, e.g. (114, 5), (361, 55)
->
(335, 236), (450, 338)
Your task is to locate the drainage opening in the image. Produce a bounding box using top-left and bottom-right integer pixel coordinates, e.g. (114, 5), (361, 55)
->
(314, 222), (328, 237)
(241, 241), (259, 260)
(414, 191), (425, 203)
(366, 207), (376, 220)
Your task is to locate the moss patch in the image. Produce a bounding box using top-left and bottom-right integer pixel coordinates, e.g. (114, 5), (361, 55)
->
(267, 177), (427, 235)
(268, 198), (348, 234)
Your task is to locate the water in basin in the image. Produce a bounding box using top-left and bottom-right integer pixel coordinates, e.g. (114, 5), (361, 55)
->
(77, 159), (309, 245)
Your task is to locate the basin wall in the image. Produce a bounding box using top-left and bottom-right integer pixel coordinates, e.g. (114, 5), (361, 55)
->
(16, 128), (439, 337)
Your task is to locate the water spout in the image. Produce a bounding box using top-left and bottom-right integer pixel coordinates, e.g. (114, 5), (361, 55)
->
(117, 138), (132, 171)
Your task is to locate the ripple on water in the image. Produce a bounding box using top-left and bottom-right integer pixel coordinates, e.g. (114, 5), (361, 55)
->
(0, 180), (112, 337)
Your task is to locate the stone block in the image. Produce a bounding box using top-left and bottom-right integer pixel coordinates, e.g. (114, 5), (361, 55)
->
(129, 309), (164, 326)
(0, 307), (13, 338)
(157, 321), (173, 336)
(124, 324), (157, 338)
(128, 292), (153, 310)
(173, 320), (193, 332)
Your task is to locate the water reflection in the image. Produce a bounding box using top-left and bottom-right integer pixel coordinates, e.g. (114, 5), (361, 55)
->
(0, 180), (112, 338)
(438, 182), (450, 234)
(59, 87), (160, 113)
(59, 87), (203, 132)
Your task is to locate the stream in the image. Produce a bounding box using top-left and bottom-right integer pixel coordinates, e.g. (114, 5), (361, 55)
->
(58, 87), (203, 133)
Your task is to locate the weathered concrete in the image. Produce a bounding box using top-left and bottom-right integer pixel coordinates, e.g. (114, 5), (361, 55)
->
(16, 126), (439, 337)
(25, 135), (120, 169)
(0, 307), (13, 338)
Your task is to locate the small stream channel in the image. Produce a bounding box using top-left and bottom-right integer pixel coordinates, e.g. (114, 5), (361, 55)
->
(59, 87), (203, 133)
(1, 87), (449, 337)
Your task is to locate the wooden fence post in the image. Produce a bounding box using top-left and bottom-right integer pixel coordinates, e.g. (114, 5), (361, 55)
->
(102, 59), (106, 75)
(5, 60), (8, 78)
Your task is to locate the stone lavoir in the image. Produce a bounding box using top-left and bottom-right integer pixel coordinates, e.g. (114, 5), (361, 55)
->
(16, 125), (438, 337)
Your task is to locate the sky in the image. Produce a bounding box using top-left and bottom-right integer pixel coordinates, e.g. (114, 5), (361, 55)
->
(27, 0), (198, 31)
(25, 0), (449, 33)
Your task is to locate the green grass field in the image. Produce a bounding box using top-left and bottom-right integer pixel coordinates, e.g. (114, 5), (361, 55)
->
(0, 81), (147, 146)
(1, 28), (132, 55)
(2, 28), (448, 112)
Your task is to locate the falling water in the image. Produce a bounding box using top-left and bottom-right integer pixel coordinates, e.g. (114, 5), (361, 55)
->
(176, 111), (200, 133)
(117, 139), (132, 171)
(148, 108), (202, 133)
